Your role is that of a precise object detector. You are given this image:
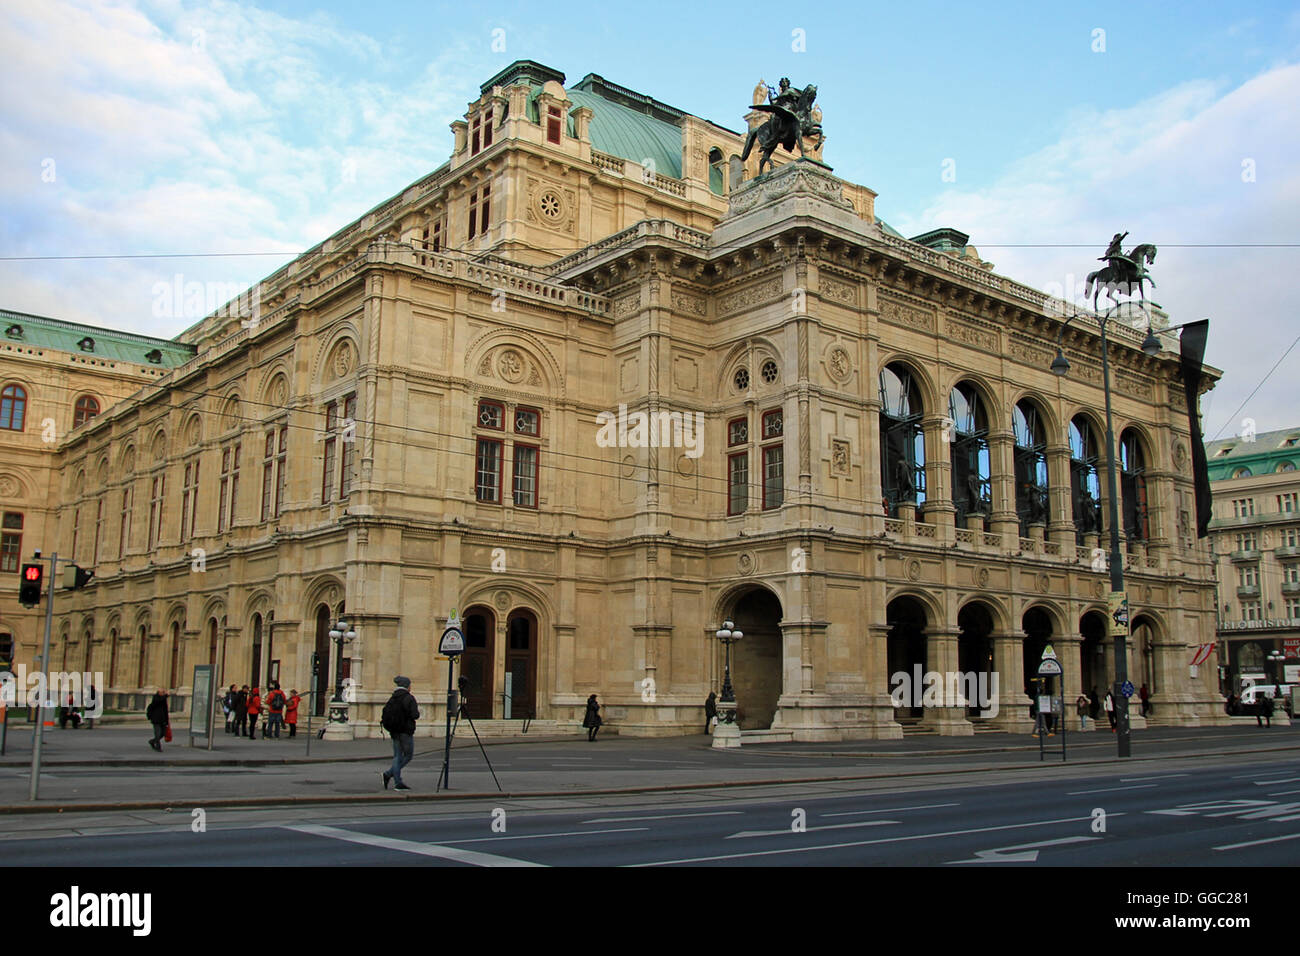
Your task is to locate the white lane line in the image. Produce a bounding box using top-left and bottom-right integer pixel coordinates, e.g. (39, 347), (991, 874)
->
(727, 820), (897, 839)
(440, 826), (649, 845)
(627, 758), (705, 765)
(517, 756), (591, 761)
(284, 823), (544, 867)
(633, 813), (1123, 867)
(1253, 777), (1300, 786)
(822, 802), (958, 818)
(1120, 774), (1189, 782)
(582, 811), (742, 824)
(1268, 788), (1300, 796)
(1214, 831), (1300, 851)
(1066, 784), (1157, 795)
(946, 836), (1100, 864)
(1233, 771), (1300, 780)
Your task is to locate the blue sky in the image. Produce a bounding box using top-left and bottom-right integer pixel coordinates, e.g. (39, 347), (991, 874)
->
(2, 0), (1299, 435)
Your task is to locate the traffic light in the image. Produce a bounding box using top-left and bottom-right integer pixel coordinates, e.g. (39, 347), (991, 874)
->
(19, 563), (43, 607)
(311, 651), (320, 678)
(61, 563), (95, 590)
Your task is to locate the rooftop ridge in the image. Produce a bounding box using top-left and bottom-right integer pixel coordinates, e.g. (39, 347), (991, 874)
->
(0, 308), (195, 352)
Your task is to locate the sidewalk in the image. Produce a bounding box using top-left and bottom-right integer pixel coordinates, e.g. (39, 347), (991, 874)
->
(0, 722), (1294, 815)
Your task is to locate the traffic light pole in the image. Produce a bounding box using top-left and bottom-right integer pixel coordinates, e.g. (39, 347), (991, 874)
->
(29, 552), (58, 801)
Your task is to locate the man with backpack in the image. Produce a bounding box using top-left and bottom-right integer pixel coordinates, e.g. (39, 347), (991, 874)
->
(265, 683), (287, 739)
(381, 675), (419, 791)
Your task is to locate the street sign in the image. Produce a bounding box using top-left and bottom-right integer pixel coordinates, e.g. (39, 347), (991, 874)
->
(1038, 658), (1063, 676)
(439, 627), (465, 656)
(1120, 680), (1135, 698)
(1040, 644), (1058, 661)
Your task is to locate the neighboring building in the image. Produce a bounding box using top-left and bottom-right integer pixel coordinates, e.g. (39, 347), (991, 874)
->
(1206, 428), (1300, 693)
(2, 61), (1226, 737)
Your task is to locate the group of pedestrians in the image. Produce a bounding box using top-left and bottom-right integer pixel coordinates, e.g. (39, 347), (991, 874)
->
(58, 684), (97, 730)
(222, 683), (302, 739)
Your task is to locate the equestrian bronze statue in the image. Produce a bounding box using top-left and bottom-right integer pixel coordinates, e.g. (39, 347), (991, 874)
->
(741, 78), (824, 175)
(1084, 231), (1158, 311)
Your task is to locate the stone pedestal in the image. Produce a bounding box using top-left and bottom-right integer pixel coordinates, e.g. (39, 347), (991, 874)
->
(1028, 523), (1045, 547)
(966, 513), (987, 532)
(711, 715), (742, 748)
(323, 699), (352, 739)
(897, 502), (916, 534)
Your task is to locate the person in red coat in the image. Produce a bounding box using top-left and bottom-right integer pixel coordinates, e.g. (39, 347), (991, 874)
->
(285, 689), (302, 738)
(247, 686), (261, 740)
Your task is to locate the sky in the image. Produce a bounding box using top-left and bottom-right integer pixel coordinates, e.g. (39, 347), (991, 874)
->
(2, 0), (1298, 438)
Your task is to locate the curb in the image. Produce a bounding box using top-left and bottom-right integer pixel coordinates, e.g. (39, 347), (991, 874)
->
(3, 742), (1298, 816)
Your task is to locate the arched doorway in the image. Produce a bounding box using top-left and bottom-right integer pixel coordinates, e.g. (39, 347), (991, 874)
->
(957, 602), (995, 718)
(461, 606), (496, 719)
(1132, 614), (1157, 703)
(505, 609), (538, 719)
(313, 604), (331, 716)
(136, 624), (148, 689)
(168, 621), (181, 690)
(1080, 610), (1107, 715)
(728, 588), (783, 730)
(250, 613), (263, 687)
(887, 595), (928, 718)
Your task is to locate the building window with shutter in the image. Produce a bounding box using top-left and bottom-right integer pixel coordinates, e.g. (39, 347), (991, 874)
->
(341, 393), (357, 497)
(0, 512), (22, 572)
(546, 105), (561, 144)
(322, 402), (337, 505)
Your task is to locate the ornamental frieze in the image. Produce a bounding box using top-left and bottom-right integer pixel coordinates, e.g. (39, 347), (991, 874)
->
(945, 318), (998, 353)
(718, 276), (783, 316)
(819, 275), (857, 306)
(879, 295), (935, 333)
(1005, 338), (1051, 367)
(1115, 371), (1155, 401)
(671, 289), (707, 316)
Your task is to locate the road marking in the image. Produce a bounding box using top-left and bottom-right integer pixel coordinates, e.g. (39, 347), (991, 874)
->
(1066, 784), (1157, 795)
(1253, 777), (1300, 786)
(1120, 774), (1189, 782)
(634, 814), (1120, 866)
(582, 811), (741, 824)
(1214, 831), (1300, 852)
(627, 758), (705, 765)
(283, 823), (544, 867)
(1268, 788), (1300, 796)
(822, 802), (958, 818)
(517, 756), (591, 761)
(726, 820), (898, 839)
(440, 826), (649, 845)
(946, 836), (1099, 864)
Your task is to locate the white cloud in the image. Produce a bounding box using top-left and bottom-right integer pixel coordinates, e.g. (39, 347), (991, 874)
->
(893, 63), (1300, 437)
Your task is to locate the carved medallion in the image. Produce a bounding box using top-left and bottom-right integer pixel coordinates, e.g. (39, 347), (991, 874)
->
(1037, 572), (1050, 594)
(332, 341), (354, 379)
(831, 440), (850, 476)
(498, 350), (525, 383)
(494, 589), (511, 610)
(738, 552), (755, 576)
(677, 454), (696, 477)
(827, 346), (851, 384)
(907, 559), (922, 582)
(0, 475), (17, 498)
(186, 417), (201, 448)
(977, 567), (990, 589)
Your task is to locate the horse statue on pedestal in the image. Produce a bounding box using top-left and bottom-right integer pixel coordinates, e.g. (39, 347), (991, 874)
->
(741, 79), (823, 175)
(1084, 231), (1158, 310)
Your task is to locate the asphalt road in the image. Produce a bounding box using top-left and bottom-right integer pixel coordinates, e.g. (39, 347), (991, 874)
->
(4, 752), (1298, 866)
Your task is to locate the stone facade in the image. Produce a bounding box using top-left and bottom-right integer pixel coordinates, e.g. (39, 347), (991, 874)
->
(3, 62), (1227, 737)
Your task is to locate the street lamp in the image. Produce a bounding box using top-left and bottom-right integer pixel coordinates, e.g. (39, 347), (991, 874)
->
(1267, 650), (1285, 688)
(1050, 302), (1138, 757)
(326, 618), (356, 726)
(712, 619), (743, 749)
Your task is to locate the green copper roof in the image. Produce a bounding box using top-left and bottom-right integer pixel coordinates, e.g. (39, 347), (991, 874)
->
(538, 75), (683, 180)
(0, 309), (195, 368)
(1206, 428), (1300, 480)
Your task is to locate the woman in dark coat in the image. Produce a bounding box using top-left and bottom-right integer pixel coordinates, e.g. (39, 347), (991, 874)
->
(146, 690), (169, 751)
(583, 694), (602, 742)
(704, 692), (717, 734)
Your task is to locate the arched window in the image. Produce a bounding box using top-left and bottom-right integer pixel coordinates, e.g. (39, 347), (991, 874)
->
(879, 364), (925, 514)
(708, 147), (725, 196)
(1069, 416), (1102, 539)
(1013, 400), (1049, 532)
(73, 395), (100, 428)
(1120, 429), (1150, 540)
(1232, 467), (1252, 478)
(1277, 462), (1296, 473)
(0, 384), (26, 431)
(949, 382), (990, 523)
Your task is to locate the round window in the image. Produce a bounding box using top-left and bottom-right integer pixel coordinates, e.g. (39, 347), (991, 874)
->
(539, 191), (562, 219)
(761, 360), (779, 384)
(734, 367), (750, 391)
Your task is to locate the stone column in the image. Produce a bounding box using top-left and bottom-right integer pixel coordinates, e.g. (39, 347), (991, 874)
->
(922, 413), (956, 542)
(989, 631), (1033, 732)
(988, 430), (1018, 542)
(867, 622), (904, 739)
(1047, 443), (1074, 549)
(922, 627), (974, 735)
(1058, 632), (1086, 730)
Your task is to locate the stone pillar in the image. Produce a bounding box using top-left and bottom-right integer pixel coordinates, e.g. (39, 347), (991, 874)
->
(922, 414), (956, 542)
(867, 622), (904, 739)
(922, 627), (974, 735)
(989, 631), (1033, 732)
(897, 501), (916, 534)
(1058, 632), (1086, 730)
(988, 431), (1018, 542)
(1047, 444), (1075, 549)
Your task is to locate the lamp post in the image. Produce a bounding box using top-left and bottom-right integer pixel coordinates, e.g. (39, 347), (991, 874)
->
(326, 618), (356, 732)
(1050, 304), (1138, 757)
(1267, 650), (1285, 689)
(712, 619), (744, 749)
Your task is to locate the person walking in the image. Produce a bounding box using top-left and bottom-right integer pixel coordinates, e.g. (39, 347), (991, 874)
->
(232, 685), (248, 737)
(265, 683), (286, 739)
(1104, 691), (1116, 731)
(246, 686), (261, 740)
(1139, 683), (1151, 718)
(1257, 693), (1274, 729)
(146, 690), (169, 751)
(583, 694), (602, 742)
(285, 689), (302, 738)
(704, 691), (717, 734)
(223, 684), (237, 733)
(1076, 693), (1090, 731)
(380, 676), (419, 790)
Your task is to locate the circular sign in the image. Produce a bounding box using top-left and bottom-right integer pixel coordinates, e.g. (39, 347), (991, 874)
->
(1120, 680), (1135, 698)
(1037, 659), (1063, 676)
(438, 627), (465, 656)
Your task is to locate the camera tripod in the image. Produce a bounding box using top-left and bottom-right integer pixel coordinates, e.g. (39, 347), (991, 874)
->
(436, 682), (501, 792)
